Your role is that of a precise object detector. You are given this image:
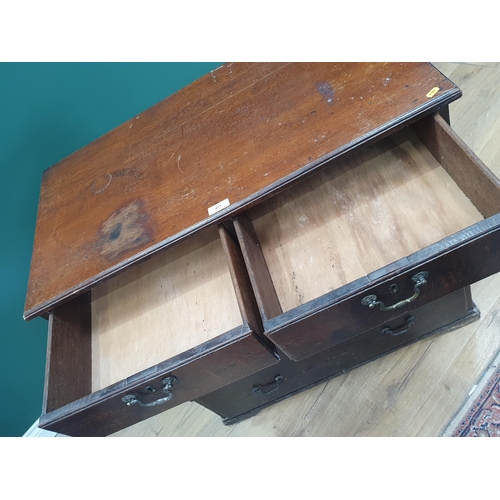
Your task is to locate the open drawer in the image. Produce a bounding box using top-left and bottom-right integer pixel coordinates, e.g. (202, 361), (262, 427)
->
(232, 113), (500, 361)
(38, 225), (278, 436)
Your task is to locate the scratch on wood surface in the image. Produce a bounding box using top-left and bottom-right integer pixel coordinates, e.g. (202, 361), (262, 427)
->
(126, 64), (291, 151)
(486, 304), (499, 329)
(226, 422), (237, 437)
(303, 380), (330, 422)
(177, 155), (184, 174)
(156, 189), (195, 215)
(386, 341), (434, 407)
(210, 63), (236, 81)
(152, 426), (164, 437)
(91, 173), (112, 194)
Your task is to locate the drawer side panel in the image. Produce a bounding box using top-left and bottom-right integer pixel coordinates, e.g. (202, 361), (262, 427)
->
(43, 294), (92, 413)
(412, 113), (500, 218)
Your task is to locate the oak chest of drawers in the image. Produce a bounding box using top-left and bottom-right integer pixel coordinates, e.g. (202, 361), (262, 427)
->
(25, 63), (500, 436)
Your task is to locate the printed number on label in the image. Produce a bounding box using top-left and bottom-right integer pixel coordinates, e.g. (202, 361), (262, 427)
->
(208, 198), (230, 215)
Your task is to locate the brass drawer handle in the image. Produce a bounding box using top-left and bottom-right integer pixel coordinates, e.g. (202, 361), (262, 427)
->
(253, 375), (284, 395)
(381, 316), (415, 336)
(122, 376), (177, 408)
(361, 271), (428, 312)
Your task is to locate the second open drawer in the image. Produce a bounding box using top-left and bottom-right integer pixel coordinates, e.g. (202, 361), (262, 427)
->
(232, 113), (500, 361)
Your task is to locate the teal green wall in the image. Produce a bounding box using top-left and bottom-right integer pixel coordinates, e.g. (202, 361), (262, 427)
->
(0, 63), (222, 436)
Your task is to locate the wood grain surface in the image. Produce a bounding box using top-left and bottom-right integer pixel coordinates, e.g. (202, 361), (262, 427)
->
(43, 293), (91, 413)
(91, 225), (242, 390)
(249, 125), (483, 313)
(25, 63), (459, 319)
(233, 212), (283, 322)
(412, 114), (500, 218)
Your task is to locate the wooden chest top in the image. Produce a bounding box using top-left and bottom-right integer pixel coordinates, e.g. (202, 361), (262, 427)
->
(24, 62), (460, 320)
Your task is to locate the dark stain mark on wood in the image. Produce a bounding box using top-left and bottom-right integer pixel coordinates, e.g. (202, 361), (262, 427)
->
(109, 223), (122, 241)
(315, 81), (335, 105)
(113, 167), (144, 179)
(97, 200), (153, 259)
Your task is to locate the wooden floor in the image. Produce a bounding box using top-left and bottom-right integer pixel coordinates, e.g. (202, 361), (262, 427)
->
(112, 63), (500, 437)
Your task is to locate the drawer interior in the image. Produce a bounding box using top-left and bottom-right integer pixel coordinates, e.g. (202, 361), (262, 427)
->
(245, 115), (498, 315)
(42, 222), (269, 421)
(91, 225), (244, 391)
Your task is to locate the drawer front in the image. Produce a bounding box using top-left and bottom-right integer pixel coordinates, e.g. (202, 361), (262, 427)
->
(197, 287), (478, 422)
(264, 215), (500, 360)
(39, 325), (278, 436)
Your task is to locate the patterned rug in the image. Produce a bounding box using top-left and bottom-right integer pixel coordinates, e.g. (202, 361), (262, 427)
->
(442, 352), (500, 437)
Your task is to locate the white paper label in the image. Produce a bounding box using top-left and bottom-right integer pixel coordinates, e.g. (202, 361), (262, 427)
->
(208, 198), (230, 215)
